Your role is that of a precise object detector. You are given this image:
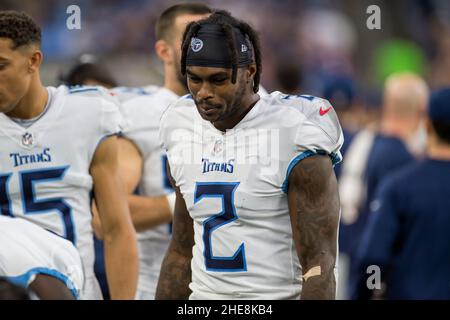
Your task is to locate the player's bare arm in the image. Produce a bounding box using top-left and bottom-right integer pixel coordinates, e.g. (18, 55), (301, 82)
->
(90, 135), (139, 299)
(118, 137), (172, 231)
(155, 164), (194, 299)
(288, 154), (340, 300)
(29, 274), (75, 300)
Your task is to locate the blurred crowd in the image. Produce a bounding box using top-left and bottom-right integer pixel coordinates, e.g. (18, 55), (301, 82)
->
(2, 0), (449, 95)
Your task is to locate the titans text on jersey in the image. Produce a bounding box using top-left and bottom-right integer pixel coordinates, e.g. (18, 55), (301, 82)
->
(0, 85), (122, 299)
(160, 92), (344, 299)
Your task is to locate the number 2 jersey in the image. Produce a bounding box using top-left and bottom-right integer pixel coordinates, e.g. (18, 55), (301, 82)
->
(0, 85), (122, 298)
(159, 91), (344, 299)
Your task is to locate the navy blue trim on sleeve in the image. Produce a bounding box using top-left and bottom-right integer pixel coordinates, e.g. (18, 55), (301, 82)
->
(281, 150), (342, 193)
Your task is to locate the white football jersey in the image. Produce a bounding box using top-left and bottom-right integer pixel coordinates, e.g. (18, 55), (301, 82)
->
(0, 85), (122, 299)
(112, 86), (178, 298)
(160, 91), (343, 299)
(0, 215), (84, 299)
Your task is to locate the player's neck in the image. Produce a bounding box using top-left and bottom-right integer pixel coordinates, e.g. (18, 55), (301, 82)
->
(213, 93), (260, 132)
(7, 77), (48, 120)
(164, 67), (188, 97)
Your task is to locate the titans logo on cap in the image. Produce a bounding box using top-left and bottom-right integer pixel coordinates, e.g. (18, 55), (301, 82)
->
(186, 24), (254, 68)
(191, 38), (204, 52)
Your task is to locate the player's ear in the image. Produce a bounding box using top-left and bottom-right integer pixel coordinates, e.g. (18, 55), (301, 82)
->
(245, 63), (257, 83)
(25, 45), (42, 73)
(155, 39), (172, 64)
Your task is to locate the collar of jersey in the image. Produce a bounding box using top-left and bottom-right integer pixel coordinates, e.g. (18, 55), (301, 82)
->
(0, 86), (65, 149)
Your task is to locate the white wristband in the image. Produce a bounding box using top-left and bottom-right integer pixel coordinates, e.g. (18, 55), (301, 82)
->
(166, 192), (176, 217)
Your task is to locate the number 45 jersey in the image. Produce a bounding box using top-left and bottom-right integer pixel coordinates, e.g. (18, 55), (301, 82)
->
(0, 85), (122, 297)
(160, 91), (344, 299)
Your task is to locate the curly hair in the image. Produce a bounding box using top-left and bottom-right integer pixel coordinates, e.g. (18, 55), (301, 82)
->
(181, 10), (262, 93)
(0, 11), (41, 49)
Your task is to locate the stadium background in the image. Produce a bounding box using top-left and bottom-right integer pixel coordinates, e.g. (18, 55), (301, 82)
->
(1, 0), (450, 300)
(2, 0), (449, 108)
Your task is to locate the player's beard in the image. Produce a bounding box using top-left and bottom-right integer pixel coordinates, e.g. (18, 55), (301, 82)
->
(205, 73), (247, 124)
(194, 72), (248, 124)
(223, 73), (247, 121)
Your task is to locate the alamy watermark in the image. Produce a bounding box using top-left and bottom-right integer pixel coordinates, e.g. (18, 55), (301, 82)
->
(167, 121), (281, 175)
(66, 5), (81, 30)
(366, 5), (381, 30)
(366, 265), (382, 290)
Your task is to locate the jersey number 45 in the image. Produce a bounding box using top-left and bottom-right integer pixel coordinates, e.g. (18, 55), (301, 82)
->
(0, 167), (75, 244)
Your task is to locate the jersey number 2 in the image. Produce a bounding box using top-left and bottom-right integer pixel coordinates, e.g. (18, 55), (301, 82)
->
(0, 167), (74, 244)
(194, 182), (246, 272)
